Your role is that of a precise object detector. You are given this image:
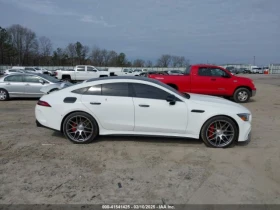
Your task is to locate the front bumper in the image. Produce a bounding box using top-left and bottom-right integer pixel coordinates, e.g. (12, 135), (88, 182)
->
(251, 90), (256, 97)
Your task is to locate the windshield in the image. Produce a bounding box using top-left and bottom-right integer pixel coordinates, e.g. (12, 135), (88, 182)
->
(38, 74), (61, 83)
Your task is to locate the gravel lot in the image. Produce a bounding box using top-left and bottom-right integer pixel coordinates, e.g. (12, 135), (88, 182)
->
(0, 74), (280, 204)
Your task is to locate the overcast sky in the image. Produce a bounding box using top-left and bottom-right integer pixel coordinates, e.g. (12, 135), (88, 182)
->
(0, 0), (279, 65)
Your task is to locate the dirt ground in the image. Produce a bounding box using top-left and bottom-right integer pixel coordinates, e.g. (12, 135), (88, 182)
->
(0, 74), (280, 204)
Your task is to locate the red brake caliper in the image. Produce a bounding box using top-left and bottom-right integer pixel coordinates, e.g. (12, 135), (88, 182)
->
(71, 123), (77, 132)
(208, 124), (215, 138)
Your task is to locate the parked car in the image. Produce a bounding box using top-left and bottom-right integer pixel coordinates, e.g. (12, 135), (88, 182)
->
(164, 70), (184, 75)
(225, 67), (239, 75)
(35, 76), (252, 148)
(239, 68), (251, 74)
(252, 67), (263, 74)
(0, 73), (69, 100)
(3, 69), (25, 75)
(148, 64), (256, 103)
(12, 66), (43, 74)
(55, 65), (111, 82)
(34, 67), (49, 74)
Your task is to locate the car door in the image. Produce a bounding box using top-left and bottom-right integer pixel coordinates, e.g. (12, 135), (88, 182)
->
(191, 67), (215, 95)
(23, 75), (49, 97)
(81, 82), (135, 131)
(131, 83), (188, 134)
(2, 75), (25, 97)
(75, 66), (87, 80)
(86, 66), (99, 79)
(208, 68), (231, 95)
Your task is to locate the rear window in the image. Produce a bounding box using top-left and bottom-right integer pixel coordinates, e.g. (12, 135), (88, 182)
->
(4, 75), (23, 82)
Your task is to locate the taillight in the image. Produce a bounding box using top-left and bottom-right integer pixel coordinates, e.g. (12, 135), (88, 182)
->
(54, 72), (57, 76)
(37, 100), (51, 107)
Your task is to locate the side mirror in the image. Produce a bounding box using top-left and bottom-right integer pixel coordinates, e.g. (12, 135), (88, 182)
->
(39, 79), (45, 84)
(166, 95), (176, 105)
(222, 74), (231, 78)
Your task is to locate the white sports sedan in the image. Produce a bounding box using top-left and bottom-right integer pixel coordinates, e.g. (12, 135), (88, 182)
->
(35, 76), (252, 148)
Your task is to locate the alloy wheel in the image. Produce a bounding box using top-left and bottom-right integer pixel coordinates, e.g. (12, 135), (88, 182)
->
(65, 115), (94, 142)
(206, 120), (235, 147)
(0, 90), (7, 100)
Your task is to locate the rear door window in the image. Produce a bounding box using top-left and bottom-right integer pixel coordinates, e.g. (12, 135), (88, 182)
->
(132, 83), (170, 100)
(101, 83), (129, 97)
(4, 75), (23, 82)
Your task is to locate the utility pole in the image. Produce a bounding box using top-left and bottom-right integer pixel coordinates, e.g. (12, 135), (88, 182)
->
(253, 56), (255, 66)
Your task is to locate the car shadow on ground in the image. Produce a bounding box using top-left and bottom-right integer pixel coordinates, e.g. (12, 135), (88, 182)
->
(5, 98), (40, 101)
(51, 131), (203, 146)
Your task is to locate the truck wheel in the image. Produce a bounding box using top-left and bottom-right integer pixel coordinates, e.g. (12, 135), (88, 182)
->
(62, 76), (71, 82)
(233, 88), (250, 103)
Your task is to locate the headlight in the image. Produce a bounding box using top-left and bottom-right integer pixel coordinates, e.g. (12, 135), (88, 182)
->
(237, 113), (250, 121)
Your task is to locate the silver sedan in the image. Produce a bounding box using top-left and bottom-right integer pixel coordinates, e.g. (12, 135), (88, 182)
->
(0, 73), (71, 101)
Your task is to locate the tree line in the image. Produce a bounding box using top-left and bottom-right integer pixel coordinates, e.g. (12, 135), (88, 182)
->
(0, 24), (189, 68)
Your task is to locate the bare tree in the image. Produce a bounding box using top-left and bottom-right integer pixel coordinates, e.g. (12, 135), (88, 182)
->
(39, 36), (52, 57)
(157, 54), (171, 67)
(107, 50), (118, 66)
(133, 59), (145, 67)
(91, 46), (103, 66)
(66, 43), (76, 66)
(171, 56), (187, 67)
(145, 60), (153, 67)
(7, 24), (38, 65)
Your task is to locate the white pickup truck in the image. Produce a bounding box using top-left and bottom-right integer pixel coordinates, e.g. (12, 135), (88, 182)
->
(55, 65), (112, 81)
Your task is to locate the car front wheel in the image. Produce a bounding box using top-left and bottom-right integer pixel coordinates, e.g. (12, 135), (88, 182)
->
(63, 112), (99, 144)
(233, 88), (251, 103)
(201, 116), (238, 148)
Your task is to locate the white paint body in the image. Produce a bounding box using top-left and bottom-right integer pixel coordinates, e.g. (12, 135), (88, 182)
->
(35, 78), (252, 142)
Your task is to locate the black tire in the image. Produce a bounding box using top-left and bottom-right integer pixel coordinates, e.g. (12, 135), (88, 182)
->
(63, 112), (99, 144)
(0, 88), (9, 101)
(200, 116), (238, 148)
(62, 76), (71, 82)
(233, 88), (251, 103)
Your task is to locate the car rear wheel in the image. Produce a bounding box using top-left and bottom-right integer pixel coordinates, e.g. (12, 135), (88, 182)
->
(0, 89), (9, 101)
(200, 116), (238, 148)
(63, 112), (99, 144)
(233, 88), (250, 103)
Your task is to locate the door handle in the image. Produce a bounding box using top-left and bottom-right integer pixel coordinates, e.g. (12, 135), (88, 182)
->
(25, 84), (30, 86)
(139, 104), (150, 107)
(5, 83), (11, 85)
(211, 78), (216, 81)
(90, 102), (101, 105)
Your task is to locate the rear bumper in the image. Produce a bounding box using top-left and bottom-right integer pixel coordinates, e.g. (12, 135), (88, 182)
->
(36, 120), (59, 132)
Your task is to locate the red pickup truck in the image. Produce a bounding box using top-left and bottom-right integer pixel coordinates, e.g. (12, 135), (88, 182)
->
(148, 64), (256, 103)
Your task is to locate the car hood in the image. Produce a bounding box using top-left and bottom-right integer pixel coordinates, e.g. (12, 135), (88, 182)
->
(188, 93), (251, 113)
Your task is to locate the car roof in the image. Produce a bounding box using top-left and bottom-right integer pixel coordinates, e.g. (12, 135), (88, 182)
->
(86, 76), (163, 85)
